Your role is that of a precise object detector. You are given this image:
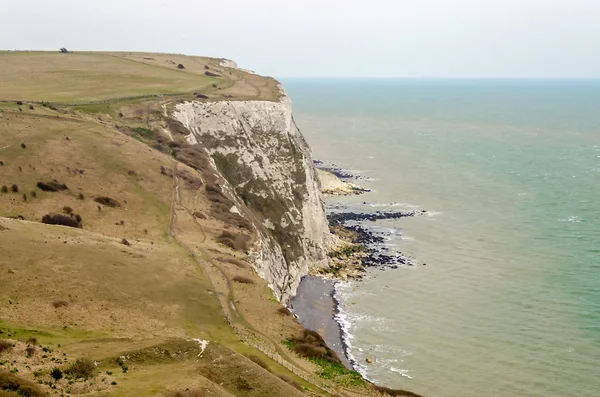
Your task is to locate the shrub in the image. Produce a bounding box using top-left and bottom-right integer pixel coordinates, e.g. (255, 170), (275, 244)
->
(216, 257), (248, 268)
(205, 71), (221, 77)
(20, 143), (26, 149)
(16, 101), (23, 105)
(0, 161), (3, 166)
(193, 211), (206, 220)
(278, 374), (302, 391)
(29, 105), (34, 110)
(26, 337), (37, 345)
(0, 340), (12, 353)
(176, 63), (185, 69)
(372, 385), (425, 397)
(165, 390), (205, 397)
(65, 357), (95, 379)
(63, 206), (73, 214)
(277, 307), (292, 316)
(246, 355), (268, 369)
(59, 48), (69, 53)
(288, 328), (341, 364)
(50, 368), (63, 381)
(232, 275), (254, 284)
(217, 231), (251, 251)
(10, 184), (18, 193)
(42, 214), (81, 228)
(30, 191), (36, 198)
(37, 181), (68, 192)
(52, 300), (69, 308)
(22, 193), (27, 201)
(94, 197), (121, 207)
(195, 94), (209, 99)
(121, 238), (130, 246)
(0, 372), (46, 397)
(0, 185), (7, 193)
(73, 214), (82, 223)
(25, 345), (36, 357)
(77, 193), (84, 200)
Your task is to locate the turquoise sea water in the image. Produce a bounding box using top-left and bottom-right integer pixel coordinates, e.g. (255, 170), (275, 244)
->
(282, 79), (600, 397)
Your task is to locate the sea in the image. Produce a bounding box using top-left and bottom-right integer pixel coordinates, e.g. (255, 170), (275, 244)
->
(281, 78), (600, 397)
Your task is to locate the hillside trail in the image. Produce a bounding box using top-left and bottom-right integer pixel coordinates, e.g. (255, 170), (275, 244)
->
(166, 161), (365, 397)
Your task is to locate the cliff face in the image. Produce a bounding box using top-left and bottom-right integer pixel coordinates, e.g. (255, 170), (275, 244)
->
(173, 91), (334, 301)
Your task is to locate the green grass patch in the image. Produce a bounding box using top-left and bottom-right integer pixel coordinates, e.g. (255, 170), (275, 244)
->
(328, 244), (364, 258)
(311, 357), (366, 387)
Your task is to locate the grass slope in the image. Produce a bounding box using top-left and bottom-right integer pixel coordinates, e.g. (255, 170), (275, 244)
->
(0, 51), (281, 103)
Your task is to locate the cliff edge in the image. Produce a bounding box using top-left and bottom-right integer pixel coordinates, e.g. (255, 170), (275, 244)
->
(174, 89), (335, 301)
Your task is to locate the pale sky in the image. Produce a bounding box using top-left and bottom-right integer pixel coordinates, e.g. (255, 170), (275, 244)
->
(2, 0), (600, 78)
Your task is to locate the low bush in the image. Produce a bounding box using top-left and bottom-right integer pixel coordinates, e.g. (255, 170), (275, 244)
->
(193, 211), (206, 220)
(10, 184), (18, 193)
(25, 345), (36, 357)
(20, 143), (26, 149)
(121, 238), (130, 246)
(0, 340), (12, 353)
(65, 357), (95, 379)
(42, 214), (81, 228)
(246, 354), (268, 369)
(29, 105), (34, 110)
(278, 374), (302, 391)
(50, 368), (63, 381)
(0, 186), (7, 193)
(30, 191), (36, 198)
(288, 328), (341, 364)
(77, 193), (84, 200)
(177, 63), (185, 69)
(216, 257), (248, 268)
(372, 385), (425, 397)
(16, 101), (23, 105)
(165, 390), (204, 397)
(37, 181), (68, 192)
(232, 275), (254, 284)
(217, 231), (251, 251)
(277, 307), (292, 316)
(0, 371), (46, 396)
(26, 337), (37, 345)
(94, 197), (121, 207)
(52, 300), (69, 308)
(63, 206), (73, 214)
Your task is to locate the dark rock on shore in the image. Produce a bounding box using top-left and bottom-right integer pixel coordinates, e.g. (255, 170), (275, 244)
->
(328, 207), (424, 270)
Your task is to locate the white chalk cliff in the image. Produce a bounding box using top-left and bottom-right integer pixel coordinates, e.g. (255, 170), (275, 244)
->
(173, 89), (335, 301)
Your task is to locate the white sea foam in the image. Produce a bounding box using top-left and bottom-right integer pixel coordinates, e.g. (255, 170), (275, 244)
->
(559, 216), (581, 223)
(390, 367), (414, 379)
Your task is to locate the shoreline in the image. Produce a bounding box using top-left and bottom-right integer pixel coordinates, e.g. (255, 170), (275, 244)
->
(288, 275), (353, 369)
(293, 161), (427, 374)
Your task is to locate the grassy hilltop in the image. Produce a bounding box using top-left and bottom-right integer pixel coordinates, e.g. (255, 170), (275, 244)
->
(0, 51), (419, 397)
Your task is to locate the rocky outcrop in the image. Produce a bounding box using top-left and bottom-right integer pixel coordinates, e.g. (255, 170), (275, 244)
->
(173, 89), (335, 301)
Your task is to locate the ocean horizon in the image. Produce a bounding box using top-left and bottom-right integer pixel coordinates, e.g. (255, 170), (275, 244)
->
(283, 77), (600, 397)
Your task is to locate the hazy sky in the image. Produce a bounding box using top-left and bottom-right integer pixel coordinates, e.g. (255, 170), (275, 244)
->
(2, 0), (600, 77)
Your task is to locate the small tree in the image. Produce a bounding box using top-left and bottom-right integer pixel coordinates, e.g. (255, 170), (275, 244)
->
(59, 48), (69, 53)
(177, 63), (185, 69)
